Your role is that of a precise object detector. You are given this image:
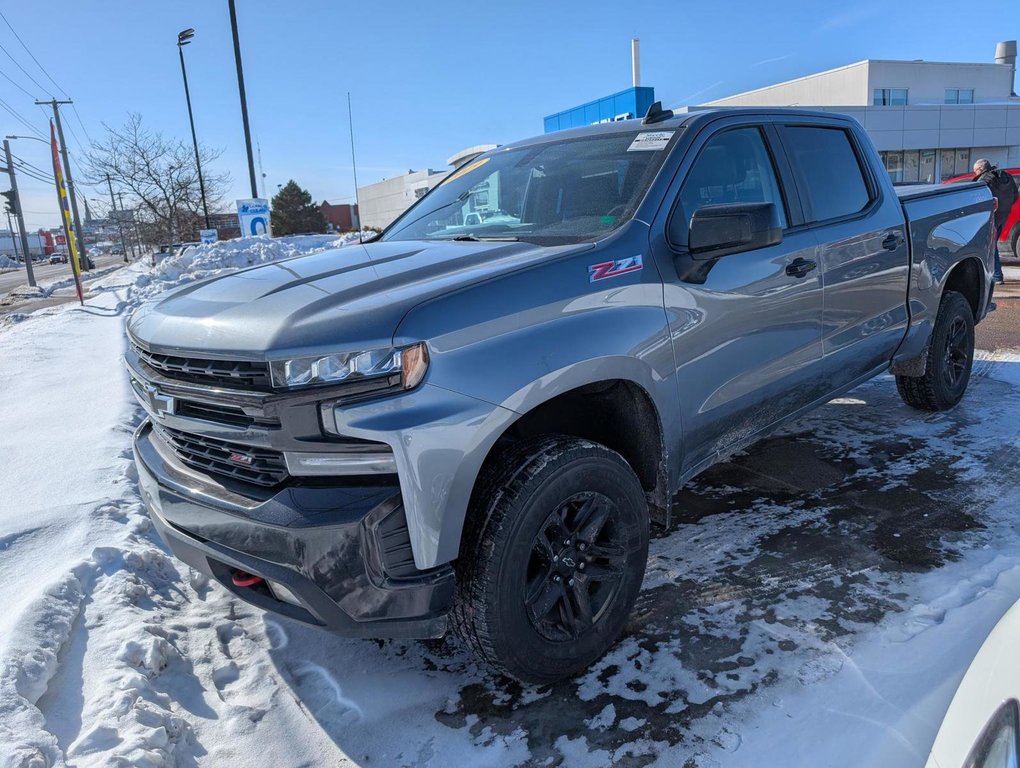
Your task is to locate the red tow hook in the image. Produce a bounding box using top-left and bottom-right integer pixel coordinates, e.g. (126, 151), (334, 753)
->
(231, 570), (264, 588)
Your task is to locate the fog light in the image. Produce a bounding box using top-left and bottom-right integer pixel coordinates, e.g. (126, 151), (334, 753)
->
(284, 451), (397, 476)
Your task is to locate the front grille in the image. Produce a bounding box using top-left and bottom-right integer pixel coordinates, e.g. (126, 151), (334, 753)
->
(153, 424), (288, 487)
(133, 343), (272, 391)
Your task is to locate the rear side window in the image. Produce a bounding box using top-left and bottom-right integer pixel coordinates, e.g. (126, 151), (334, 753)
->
(782, 126), (872, 223)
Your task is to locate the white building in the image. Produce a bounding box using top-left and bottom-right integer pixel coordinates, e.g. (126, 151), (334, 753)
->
(699, 41), (1019, 183)
(356, 144), (498, 229)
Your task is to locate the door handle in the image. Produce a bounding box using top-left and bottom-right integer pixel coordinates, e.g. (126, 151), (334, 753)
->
(882, 232), (904, 251)
(785, 257), (817, 278)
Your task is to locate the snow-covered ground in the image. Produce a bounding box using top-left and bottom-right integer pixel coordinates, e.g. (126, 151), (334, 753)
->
(1, 236), (1019, 767)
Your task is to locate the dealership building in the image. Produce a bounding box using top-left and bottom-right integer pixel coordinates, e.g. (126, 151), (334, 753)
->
(698, 41), (1019, 183)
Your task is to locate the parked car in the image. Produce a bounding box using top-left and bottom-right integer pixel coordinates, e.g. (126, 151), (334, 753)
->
(946, 168), (1020, 256)
(126, 108), (996, 683)
(926, 599), (1020, 768)
(49, 252), (68, 265)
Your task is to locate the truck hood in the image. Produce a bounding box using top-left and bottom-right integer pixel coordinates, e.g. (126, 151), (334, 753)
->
(128, 239), (588, 357)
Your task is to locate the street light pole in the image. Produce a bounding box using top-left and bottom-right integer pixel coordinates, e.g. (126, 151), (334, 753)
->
(177, 28), (210, 229)
(228, 0), (259, 198)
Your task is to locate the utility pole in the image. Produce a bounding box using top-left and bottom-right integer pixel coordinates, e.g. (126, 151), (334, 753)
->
(228, 0), (258, 198)
(36, 99), (89, 271)
(2, 139), (35, 286)
(106, 174), (130, 262)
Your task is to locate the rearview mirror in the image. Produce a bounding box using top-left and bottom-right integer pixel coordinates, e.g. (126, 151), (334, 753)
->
(685, 202), (783, 259)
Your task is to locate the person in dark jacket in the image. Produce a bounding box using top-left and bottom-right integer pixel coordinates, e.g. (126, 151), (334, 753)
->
(973, 158), (1018, 284)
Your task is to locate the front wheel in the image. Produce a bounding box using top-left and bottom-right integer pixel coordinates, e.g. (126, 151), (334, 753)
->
(896, 289), (975, 411)
(453, 436), (649, 684)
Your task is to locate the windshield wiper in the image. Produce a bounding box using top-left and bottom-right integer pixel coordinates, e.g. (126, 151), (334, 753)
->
(450, 234), (520, 242)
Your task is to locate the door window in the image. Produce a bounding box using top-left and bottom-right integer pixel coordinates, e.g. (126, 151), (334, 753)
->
(782, 126), (872, 222)
(677, 126), (788, 237)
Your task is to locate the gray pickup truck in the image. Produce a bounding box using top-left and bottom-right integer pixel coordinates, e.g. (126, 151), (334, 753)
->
(128, 107), (995, 683)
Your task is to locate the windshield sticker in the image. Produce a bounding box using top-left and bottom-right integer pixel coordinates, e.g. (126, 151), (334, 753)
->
(589, 255), (643, 283)
(441, 157), (490, 185)
(627, 131), (674, 152)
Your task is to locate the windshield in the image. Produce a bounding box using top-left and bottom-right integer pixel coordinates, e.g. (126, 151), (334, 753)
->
(381, 129), (678, 245)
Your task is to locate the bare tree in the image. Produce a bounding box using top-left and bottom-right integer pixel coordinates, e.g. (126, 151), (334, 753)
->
(83, 113), (230, 245)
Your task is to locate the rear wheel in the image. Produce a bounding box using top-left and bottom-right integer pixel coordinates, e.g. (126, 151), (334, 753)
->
(896, 289), (974, 411)
(453, 436), (649, 684)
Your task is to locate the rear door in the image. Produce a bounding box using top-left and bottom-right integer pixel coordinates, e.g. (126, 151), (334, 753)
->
(775, 118), (910, 388)
(651, 116), (826, 475)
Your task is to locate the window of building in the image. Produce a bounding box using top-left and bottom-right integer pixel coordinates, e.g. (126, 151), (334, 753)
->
(873, 88), (908, 106)
(945, 88), (975, 104)
(782, 126), (871, 222)
(677, 126), (788, 235)
(879, 150), (923, 184)
(881, 148), (969, 183)
(919, 150), (936, 184)
(938, 148), (971, 181)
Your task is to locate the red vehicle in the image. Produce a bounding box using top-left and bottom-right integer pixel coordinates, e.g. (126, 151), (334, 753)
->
(945, 168), (1020, 256)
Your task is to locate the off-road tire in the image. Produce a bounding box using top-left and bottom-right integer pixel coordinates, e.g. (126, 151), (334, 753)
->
(896, 289), (975, 411)
(452, 436), (649, 684)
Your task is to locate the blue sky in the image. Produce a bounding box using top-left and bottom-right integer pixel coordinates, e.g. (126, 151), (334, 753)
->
(3, 0), (1019, 230)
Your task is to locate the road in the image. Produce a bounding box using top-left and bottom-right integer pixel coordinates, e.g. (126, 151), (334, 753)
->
(0, 253), (131, 296)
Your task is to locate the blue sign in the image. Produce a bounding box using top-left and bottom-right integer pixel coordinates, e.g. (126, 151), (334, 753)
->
(544, 87), (656, 133)
(236, 198), (271, 237)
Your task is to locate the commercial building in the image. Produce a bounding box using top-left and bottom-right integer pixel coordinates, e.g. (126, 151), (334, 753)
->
(319, 201), (359, 232)
(699, 41), (1019, 183)
(0, 230), (45, 258)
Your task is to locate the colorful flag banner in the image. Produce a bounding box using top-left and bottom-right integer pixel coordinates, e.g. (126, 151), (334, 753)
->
(50, 121), (84, 305)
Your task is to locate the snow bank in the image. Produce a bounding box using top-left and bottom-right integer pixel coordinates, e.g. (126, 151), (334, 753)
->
(0, 255), (19, 270)
(132, 234), (350, 299)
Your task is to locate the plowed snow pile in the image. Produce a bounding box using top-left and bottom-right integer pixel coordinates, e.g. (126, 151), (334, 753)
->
(2, 239), (1020, 768)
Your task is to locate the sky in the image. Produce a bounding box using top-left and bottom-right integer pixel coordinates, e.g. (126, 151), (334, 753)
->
(2, 0), (1019, 230)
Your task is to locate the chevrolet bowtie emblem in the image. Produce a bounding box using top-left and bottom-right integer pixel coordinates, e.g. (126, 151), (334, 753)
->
(144, 383), (175, 417)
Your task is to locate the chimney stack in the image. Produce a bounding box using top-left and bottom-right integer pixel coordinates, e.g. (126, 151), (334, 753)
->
(631, 38), (641, 88)
(995, 40), (1017, 96)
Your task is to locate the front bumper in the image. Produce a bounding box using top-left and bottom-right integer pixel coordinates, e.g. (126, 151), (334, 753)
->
(134, 420), (454, 638)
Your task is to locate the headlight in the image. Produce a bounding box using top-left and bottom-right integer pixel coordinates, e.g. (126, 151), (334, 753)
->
(269, 343), (429, 390)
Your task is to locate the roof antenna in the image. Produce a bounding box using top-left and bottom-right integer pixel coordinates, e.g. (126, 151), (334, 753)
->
(642, 101), (674, 125)
(347, 91), (363, 244)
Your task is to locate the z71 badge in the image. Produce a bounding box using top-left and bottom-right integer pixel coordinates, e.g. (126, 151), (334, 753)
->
(589, 255), (643, 283)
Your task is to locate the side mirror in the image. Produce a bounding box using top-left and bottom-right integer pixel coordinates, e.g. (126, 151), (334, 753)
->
(684, 202), (783, 259)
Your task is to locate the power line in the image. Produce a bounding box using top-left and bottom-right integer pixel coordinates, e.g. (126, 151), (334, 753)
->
(0, 65), (35, 98)
(0, 95), (44, 138)
(11, 151), (51, 174)
(0, 9), (67, 98)
(0, 40), (48, 95)
(12, 164), (53, 184)
(71, 104), (92, 145)
(11, 153), (54, 181)
(12, 157), (53, 181)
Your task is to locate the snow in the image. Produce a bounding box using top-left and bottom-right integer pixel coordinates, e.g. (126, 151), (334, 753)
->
(2, 233), (1020, 767)
(0, 255), (19, 271)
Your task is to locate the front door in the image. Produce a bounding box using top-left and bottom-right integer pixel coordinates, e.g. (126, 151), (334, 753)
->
(652, 119), (826, 475)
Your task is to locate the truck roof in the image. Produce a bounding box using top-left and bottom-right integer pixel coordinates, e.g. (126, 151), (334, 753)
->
(500, 107), (857, 152)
